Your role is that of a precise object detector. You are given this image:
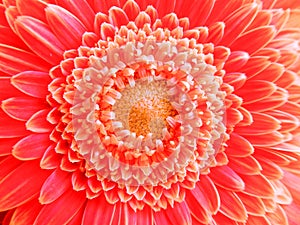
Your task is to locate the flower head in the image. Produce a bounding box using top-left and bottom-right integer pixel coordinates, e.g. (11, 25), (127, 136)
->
(0, 0), (300, 224)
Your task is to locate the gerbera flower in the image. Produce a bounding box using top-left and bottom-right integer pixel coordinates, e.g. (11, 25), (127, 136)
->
(0, 0), (300, 224)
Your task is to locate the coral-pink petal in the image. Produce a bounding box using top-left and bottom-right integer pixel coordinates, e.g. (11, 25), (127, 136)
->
(266, 205), (288, 225)
(0, 160), (50, 211)
(45, 4), (86, 49)
(247, 10), (272, 31)
(205, 0), (245, 24)
(249, 63), (284, 82)
(248, 215), (271, 225)
(12, 133), (51, 160)
(223, 72), (247, 90)
(119, 204), (137, 225)
(224, 51), (250, 73)
(34, 188), (85, 225)
(244, 87), (288, 112)
(225, 133), (254, 157)
(0, 137), (20, 156)
(82, 194), (116, 225)
(206, 22), (225, 45)
(1, 97), (47, 121)
(10, 198), (42, 225)
(0, 26), (29, 50)
(218, 188), (247, 222)
(136, 205), (153, 225)
(39, 168), (72, 204)
(186, 187), (212, 224)
(185, 0), (214, 27)
(0, 109), (29, 138)
(235, 80), (276, 104)
(240, 174), (275, 198)
(55, 0), (94, 30)
(26, 109), (54, 133)
(220, 3), (259, 46)
(122, 0), (140, 21)
(213, 213), (239, 225)
(14, 16), (65, 65)
(0, 156), (22, 182)
(243, 131), (284, 147)
(108, 6), (129, 27)
(11, 71), (51, 98)
(228, 155), (262, 175)
(283, 203), (300, 225)
(40, 145), (61, 169)
(230, 26), (276, 54)
(197, 175), (220, 214)
(155, 0), (175, 17)
(237, 192), (265, 216)
(0, 44), (51, 75)
(235, 112), (280, 135)
(16, 0), (47, 22)
(209, 166), (245, 191)
(154, 201), (192, 225)
(240, 56), (271, 78)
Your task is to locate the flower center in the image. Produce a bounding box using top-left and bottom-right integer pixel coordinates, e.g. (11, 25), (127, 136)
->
(129, 96), (176, 139)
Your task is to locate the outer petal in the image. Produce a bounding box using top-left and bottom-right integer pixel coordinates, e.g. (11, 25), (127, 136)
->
(0, 160), (51, 211)
(34, 188), (86, 225)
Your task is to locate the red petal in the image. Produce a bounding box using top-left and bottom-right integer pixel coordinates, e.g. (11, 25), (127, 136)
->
(249, 63), (284, 82)
(220, 3), (259, 46)
(26, 109), (54, 133)
(209, 166), (245, 191)
(240, 174), (275, 198)
(186, 186), (213, 224)
(39, 168), (72, 204)
(0, 26), (29, 50)
(196, 175), (220, 214)
(242, 131), (284, 147)
(108, 6), (129, 27)
(16, 0), (47, 22)
(266, 205), (288, 225)
(235, 80), (276, 104)
(225, 133), (254, 157)
(0, 137), (20, 156)
(243, 87), (288, 112)
(237, 192), (266, 216)
(34, 188), (86, 225)
(0, 109), (29, 138)
(231, 26), (276, 54)
(0, 156), (22, 181)
(40, 145), (61, 169)
(55, 0), (94, 30)
(15, 16), (65, 65)
(136, 205), (153, 225)
(122, 0), (140, 21)
(12, 133), (51, 160)
(206, 22), (225, 45)
(10, 198), (42, 225)
(235, 112), (280, 135)
(228, 155), (262, 175)
(223, 72), (247, 90)
(154, 201), (192, 225)
(0, 160), (50, 211)
(0, 77), (24, 101)
(45, 4), (86, 49)
(218, 188), (247, 222)
(182, 0), (214, 27)
(82, 194), (116, 225)
(155, 0), (175, 17)
(257, 157), (284, 180)
(248, 215), (271, 225)
(2, 97), (47, 121)
(0, 44), (51, 75)
(11, 71), (51, 98)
